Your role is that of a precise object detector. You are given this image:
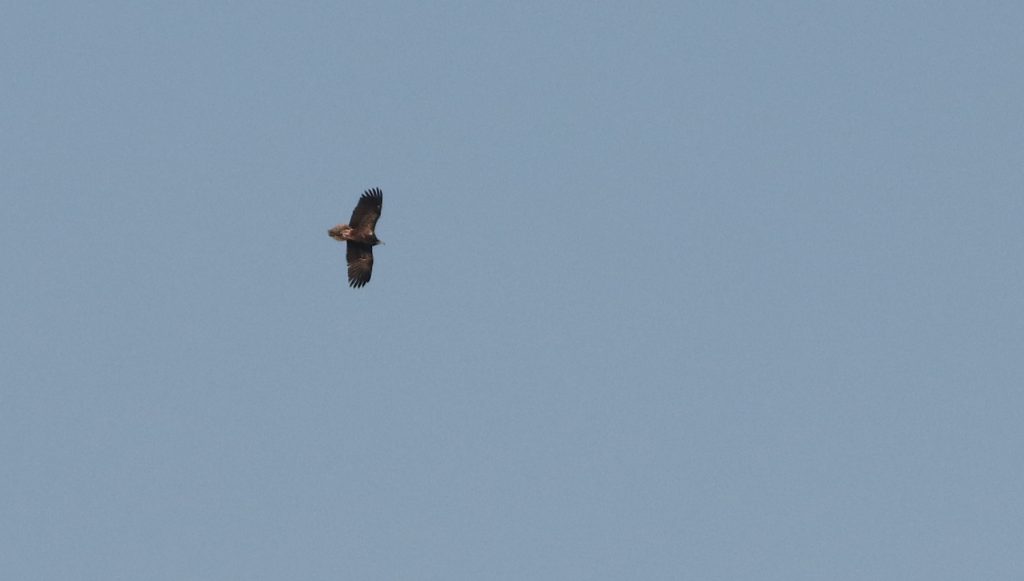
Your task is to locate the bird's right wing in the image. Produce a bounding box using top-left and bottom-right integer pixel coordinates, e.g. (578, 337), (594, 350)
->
(349, 188), (383, 231)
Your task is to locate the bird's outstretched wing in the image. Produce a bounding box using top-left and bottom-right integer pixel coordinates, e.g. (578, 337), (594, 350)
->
(346, 242), (374, 288)
(349, 188), (383, 232)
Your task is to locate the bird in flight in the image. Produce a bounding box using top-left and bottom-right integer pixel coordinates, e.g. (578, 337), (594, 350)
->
(328, 187), (384, 288)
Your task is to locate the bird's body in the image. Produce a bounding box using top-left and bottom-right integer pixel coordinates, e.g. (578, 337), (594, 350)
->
(329, 188), (384, 288)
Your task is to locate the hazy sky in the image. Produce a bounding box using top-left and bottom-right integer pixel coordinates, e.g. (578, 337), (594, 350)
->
(3, 2), (1023, 579)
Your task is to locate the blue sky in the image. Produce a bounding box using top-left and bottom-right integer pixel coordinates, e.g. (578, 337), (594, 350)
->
(3, 2), (1023, 579)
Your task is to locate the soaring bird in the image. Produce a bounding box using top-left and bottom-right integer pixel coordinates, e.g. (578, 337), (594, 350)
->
(328, 188), (384, 288)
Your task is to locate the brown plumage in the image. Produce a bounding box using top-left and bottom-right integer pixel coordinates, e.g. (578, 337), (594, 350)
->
(328, 188), (384, 288)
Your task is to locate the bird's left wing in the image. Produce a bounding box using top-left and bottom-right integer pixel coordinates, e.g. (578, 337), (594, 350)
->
(346, 242), (374, 288)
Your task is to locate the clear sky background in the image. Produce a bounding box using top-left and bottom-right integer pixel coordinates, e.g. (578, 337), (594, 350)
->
(3, 2), (1023, 579)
